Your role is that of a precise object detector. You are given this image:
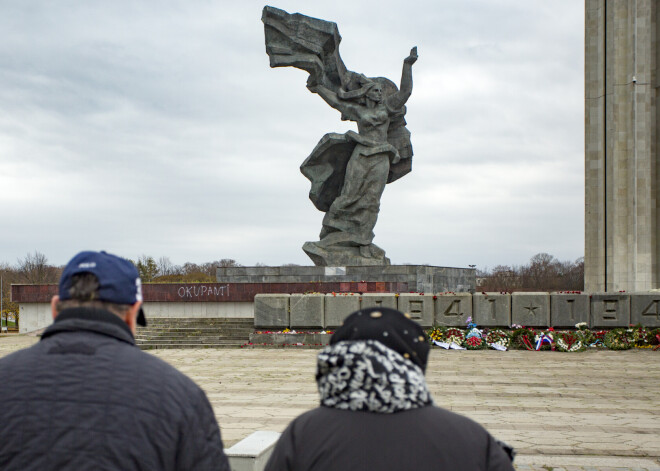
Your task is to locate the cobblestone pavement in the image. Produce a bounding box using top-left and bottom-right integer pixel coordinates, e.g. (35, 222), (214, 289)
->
(2, 335), (659, 470)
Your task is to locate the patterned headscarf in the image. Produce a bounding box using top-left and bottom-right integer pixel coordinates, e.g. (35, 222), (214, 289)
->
(316, 340), (433, 413)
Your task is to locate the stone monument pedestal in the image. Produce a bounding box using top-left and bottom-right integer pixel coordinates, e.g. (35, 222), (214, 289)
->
(217, 265), (475, 294)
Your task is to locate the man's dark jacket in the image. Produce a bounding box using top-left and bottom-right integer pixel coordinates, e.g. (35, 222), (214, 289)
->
(265, 406), (515, 471)
(0, 308), (230, 471)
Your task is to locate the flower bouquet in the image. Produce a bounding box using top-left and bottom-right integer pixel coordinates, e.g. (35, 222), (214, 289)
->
(465, 334), (484, 350)
(426, 327), (445, 343)
(444, 327), (465, 347)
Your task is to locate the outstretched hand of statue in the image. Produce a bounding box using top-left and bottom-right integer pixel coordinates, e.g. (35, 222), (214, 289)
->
(404, 47), (418, 66)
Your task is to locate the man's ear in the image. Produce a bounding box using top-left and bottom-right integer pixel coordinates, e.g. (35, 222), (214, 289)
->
(124, 301), (142, 335)
(51, 295), (60, 320)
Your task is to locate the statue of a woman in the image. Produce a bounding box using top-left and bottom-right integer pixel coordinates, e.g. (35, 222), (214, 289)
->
(263, 6), (418, 266)
(302, 49), (417, 266)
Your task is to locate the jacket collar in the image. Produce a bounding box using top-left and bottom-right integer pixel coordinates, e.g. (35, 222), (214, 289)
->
(41, 307), (135, 345)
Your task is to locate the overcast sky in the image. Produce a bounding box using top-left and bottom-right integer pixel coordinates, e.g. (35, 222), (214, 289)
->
(0, 0), (584, 270)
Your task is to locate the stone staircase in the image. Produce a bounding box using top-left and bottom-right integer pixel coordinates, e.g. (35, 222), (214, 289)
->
(135, 318), (254, 350)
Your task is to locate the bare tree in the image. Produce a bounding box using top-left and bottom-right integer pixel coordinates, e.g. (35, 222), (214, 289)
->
(157, 256), (180, 277)
(560, 257), (584, 291)
(201, 259), (242, 277)
(217, 259), (241, 268)
(16, 251), (59, 284)
(481, 265), (520, 292)
(181, 262), (201, 275)
(478, 253), (585, 292)
(520, 253), (559, 290)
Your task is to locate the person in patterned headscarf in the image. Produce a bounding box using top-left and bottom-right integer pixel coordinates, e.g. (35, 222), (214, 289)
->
(265, 307), (515, 471)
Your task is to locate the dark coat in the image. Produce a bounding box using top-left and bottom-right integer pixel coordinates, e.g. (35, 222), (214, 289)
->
(0, 308), (230, 471)
(265, 405), (515, 471)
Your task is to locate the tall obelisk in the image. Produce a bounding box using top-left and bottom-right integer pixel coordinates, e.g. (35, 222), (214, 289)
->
(585, 0), (659, 292)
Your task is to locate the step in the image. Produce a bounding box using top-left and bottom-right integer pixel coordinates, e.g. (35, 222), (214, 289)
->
(136, 336), (250, 342)
(137, 328), (253, 334)
(135, 318), (253, 350)
(137, 339), (245, 345)
(143, 317), (254, 325)
(143, 322), (253, 327)
(138, 343), (246, 350)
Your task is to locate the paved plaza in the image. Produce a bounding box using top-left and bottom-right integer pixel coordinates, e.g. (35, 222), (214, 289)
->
(1, 335), (659, 470)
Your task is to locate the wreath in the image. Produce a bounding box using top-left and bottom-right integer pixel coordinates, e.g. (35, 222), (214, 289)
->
(575, 328), (597, 346)
(534, 330), (555, 351)
(485, 329), (510, 349)
(651, 328), (660, 345)
(555, 331), (585, 352)
(603, 329), (633, 350)
(511, 327), (537, 350)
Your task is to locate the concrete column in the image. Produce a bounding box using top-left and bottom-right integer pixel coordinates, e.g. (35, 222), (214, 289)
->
(585, 0), (659, 291)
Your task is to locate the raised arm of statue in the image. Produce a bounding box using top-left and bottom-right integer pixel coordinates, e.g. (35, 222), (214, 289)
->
(308, 83), (360, 121)
(386, 47), (418, 111)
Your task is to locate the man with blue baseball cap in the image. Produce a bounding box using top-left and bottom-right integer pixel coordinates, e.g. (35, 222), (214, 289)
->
(56, 250), (148, 329)
(0, 250), (230, 471)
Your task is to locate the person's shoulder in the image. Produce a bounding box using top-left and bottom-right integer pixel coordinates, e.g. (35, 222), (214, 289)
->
(278, 407), (331, 431)
(120, 345), (202, 393)
(422, 404), (488, 427)
(0, 341), (44, 366)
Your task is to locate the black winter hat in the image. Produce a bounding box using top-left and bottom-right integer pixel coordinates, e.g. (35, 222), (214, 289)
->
(330, 307), (430, 372)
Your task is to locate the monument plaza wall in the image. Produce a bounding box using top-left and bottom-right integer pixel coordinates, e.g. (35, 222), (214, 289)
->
(253, 291), (660, 329)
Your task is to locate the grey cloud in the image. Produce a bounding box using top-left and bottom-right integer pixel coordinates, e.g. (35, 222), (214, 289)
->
(0, 0), (584, 269)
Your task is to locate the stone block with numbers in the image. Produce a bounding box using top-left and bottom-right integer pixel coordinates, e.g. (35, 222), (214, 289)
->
(511, 293), (550, 327)
(473, 293), (511, 327)
(590, 293), (630, 328)
(434, 293), (472, 327)
(254, 294), (290, 328)
(630, 293), (660, 327)
(397, 294), (434, 327)
(550, 293), (590, 327)
(290, 293), (324, 328)
(324, 294), (360, 328)
(360, 293), (398, 310)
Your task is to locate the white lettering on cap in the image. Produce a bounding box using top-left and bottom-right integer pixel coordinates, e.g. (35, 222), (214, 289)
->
(135, 278), (143, 302)
(78, 262), (96, 268)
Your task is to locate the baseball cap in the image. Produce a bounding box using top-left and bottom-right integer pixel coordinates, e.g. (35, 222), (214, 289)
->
(330, 307), (430, 372)
(59, 251), (146, 326)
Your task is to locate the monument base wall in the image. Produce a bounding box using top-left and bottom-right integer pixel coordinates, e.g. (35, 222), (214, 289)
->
(217, 265), (476, 293)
